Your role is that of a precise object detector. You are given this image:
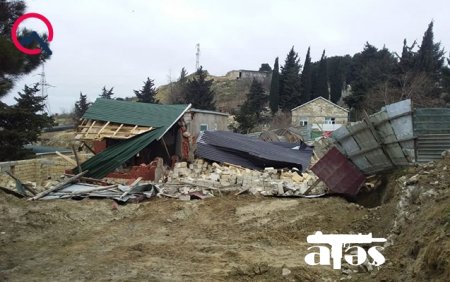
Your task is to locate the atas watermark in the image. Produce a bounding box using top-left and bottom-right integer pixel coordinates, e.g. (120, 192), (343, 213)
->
(305, 231), (386, 269)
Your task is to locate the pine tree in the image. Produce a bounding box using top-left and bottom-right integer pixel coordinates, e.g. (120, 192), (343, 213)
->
(0, 83), (54, 161)
(300, 47), (312, 103)
(416, 21), (445, 77)
(259, 63), (272, 72)
(99, 86), (114, 99)
(168, 67), (188, 104)
(184, 66), (215, 110)
(134, 77), (159, 104)
(269, 57), (280, 114)
(279, 47), (302, 111)
(316, 50), (329, 99)
(74, 92), (90, 121)
(235, 79), (267, 133)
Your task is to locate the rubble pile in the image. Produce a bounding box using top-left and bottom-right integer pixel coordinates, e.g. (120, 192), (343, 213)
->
(165, 159), (326, 197)
(385, 149), (450, 247)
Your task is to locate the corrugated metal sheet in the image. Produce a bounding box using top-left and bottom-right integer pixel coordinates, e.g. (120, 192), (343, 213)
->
(83, 98), (190, 127)
(311, 147), (366, 197)
(197, 131), (313, 171)
(332, 121), (393, 174)
(414, 108), (450, 162)
(332, 99), (415, 174)
(382, 99), (415, 162)
(75, 128), (165, 178)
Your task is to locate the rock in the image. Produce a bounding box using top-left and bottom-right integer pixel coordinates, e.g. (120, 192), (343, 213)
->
(178, 194), (191, 201)
(282, 267), (291, 276)
(175, 162), (188, 168)
(291, 172), (304, 183)
(405, 174), (419, 185)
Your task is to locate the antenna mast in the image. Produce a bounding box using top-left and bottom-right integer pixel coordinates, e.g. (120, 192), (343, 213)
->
(195, 43), (200, 70)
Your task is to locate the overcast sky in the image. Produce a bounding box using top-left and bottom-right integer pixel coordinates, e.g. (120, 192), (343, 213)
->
(4, 0), (449, 113)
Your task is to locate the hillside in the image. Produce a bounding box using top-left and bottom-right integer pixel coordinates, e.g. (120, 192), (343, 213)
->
(156, 71), (271, 113)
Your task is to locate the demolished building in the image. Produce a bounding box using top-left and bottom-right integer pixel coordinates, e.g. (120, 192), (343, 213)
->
(73, 98), (193, 179)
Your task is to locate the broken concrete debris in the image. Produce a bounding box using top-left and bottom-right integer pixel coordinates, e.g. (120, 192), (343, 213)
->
(165, 159), (326, 197)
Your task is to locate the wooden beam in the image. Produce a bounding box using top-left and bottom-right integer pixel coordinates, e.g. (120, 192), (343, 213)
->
(85, 120), (96, 135)
(55, 151), (77, 166)
(82, 141), (96, 155)
(96, 121), (110, 137)
(112, 123), (124, 136)
(30, 171), (88, 200)
(119, 177), (143, 200)
(161, 137), (171, 159)
(72, 145), (82, 174)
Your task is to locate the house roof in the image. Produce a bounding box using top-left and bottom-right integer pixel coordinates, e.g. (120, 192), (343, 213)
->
(83, 98), (191, 128)
(290, 97), (349, 113)
(189, 108), (229, 117)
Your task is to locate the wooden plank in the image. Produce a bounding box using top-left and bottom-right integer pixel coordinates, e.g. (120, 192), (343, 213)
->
(72, 145), (82, 174)
(112, 124), (124, 136)
(96, 121), (110, 137)
(56, 151), (77, 166)
(30, 171), (88, 200)
(85, 120), (96, 135)
(66, 185), (118, 196)
(119, 177), (143, 200)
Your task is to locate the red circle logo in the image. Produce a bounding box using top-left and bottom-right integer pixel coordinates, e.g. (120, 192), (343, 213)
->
(11, 13), (53, 55)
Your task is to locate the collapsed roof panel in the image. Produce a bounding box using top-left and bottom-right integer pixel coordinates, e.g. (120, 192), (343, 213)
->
(197, 131), (313, 171)
(73, 128), (165, 178)
(311, 147), (366, 197)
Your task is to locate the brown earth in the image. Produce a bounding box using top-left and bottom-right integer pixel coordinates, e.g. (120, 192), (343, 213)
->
(0, 157), (449, 281)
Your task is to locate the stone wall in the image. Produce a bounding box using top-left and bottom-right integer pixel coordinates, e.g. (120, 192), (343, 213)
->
(184, 112), (229, 138)
(0, 153), (92, 187)
(291, 97), (349, 127)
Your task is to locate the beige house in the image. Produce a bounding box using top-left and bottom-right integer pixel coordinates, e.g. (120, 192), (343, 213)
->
(183, 109), (229, 138)
(291, 97), (349, 131)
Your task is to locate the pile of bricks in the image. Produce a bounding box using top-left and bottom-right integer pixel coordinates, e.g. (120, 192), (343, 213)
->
(167, 159), (325, 197)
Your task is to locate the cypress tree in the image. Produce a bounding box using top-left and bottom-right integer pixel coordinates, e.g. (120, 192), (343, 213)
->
(300, 47), (312, 103)
(316, 50), (329, 99)
(279, 47), (302, 111)
(269, 57), (280, 114)
(416, 21), (445, 77)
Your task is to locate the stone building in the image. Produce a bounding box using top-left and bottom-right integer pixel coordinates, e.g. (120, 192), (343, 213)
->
(225, 69), (271, 83)
(183, 109), (230, 139)
(291, 97), (349, 131)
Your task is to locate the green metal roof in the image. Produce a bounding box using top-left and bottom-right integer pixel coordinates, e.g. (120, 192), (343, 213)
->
(83, 98), (190, 128)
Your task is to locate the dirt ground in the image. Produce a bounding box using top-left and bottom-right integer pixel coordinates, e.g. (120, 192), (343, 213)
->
(1, 157), (449, 281)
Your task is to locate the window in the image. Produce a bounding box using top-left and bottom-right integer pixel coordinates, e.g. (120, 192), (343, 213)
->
(325, 117), (336, 124)
(299, 117), (308, 127)
(200, 124), (208, 132)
